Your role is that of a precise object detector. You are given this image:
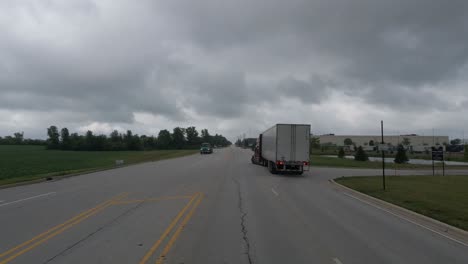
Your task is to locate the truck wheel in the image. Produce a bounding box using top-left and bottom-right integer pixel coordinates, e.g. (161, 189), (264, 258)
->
(268, 161), (277, 174)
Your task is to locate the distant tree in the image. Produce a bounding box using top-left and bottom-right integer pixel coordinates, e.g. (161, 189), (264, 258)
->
(451, 138), (462, 145)
(109, 130), (124, 150)
(210, 133), (230, 147)
(60, 128), (71, 150)
(338, 147), (345, 158)
(142, 135), (156, 150)
(344, 138), (353, 146)
(123, 130), (142, 150)
(172, 127), (186, 149)
(69, 133), (81, 150)
(13, 132), (24, 145)
(354, 146), (369, 161)
(4, 136), (14, 145)
(369, 140), (375, 146)
(38, 125), (229, 151)
(157, 129), (172, 149)
(94, 135), (109, 151)
(185, 126), (200, 146)
(201, 129), (211, 143)
(310, 137), (320, 149)
(402, 137), (411, 146)
(85, 130), (94, 150)
(110, 130), (121, 142)
(124, 130), (132, 147)
(46, 126), (60, 149)
(394, 144), (409, 164)
(23, 138), (46, 145)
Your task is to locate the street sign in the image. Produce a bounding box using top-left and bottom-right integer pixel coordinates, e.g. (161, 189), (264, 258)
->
(431, 151), (444, 161)
(379, 144), (389, 151)
(431, 146), (445, 176)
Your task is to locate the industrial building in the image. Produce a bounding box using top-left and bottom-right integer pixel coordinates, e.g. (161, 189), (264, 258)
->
(318, 134), (449, 152)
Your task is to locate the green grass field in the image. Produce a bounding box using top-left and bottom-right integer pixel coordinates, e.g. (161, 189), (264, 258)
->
(0, 145), (197, 185)
(311, 148), (467, 162)
(310, 155), (468, 170)
(335, 175), (468, 231)
(310, 155), (430, 169)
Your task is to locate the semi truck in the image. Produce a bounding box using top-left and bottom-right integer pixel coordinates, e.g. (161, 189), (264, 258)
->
(251, 124), (311, 175)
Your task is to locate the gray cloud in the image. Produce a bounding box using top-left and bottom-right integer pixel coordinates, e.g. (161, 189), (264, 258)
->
(159, 0), (468, 85)
(278, 75), (332, 104)
(1, 0), (468, 139)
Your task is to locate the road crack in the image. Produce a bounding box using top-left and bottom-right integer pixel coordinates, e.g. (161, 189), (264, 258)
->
(233, 177), (253, 264)
(42, 202), (144, 264)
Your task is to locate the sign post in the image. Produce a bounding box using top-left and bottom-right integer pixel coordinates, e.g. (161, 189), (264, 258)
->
(381, 121), (386, 191)
(431, 147), (444, 176)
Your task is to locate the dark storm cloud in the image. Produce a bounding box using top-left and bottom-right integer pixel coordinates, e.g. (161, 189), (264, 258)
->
(0, 1), (183, 123)
(278, 75), (332, 104)
(183, 70), (249, 117)
(159, 0), (468, 107)
(364, 84), (449, 111)
(1, 0), (468, 138)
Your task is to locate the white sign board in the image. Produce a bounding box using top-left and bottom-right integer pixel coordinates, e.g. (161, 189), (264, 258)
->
(378, 144), (389, 151)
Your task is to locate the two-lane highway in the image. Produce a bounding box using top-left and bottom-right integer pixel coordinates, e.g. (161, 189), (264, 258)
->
(1, 147), (467, 263)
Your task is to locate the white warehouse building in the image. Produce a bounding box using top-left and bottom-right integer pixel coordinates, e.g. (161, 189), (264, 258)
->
(318, 134), (449, 151)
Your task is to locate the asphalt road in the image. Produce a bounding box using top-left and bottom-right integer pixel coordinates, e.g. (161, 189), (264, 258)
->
(1, 147), (467, 264)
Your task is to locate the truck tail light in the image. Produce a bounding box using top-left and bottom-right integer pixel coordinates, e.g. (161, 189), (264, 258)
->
(276, 161), (284, 165)
(303, 161), (309, 166)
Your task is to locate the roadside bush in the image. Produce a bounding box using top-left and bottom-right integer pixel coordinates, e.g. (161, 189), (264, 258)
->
(394, 144), (409, 164)
(354, 146), (369, 161)
(338, 147), (345, 158)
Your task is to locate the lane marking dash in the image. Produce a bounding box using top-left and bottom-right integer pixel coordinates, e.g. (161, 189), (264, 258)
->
(333, 257), (343, 264)
(0, 192), (56, 208)
(271, 188), (279, 196)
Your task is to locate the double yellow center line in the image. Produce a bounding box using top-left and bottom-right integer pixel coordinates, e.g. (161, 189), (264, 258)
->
(0, 192), (129, 264)
(139, 192), (204, 264)
(0, 192), (202, 264)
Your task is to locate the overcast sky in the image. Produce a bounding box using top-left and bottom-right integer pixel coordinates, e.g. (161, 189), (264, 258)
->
(1, 0), (468, 140)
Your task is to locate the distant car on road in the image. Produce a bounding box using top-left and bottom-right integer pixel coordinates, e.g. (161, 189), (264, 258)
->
(200, 143), (213, 154)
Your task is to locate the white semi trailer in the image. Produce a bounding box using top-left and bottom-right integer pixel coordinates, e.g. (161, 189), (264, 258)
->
(252, 124), (311, 175)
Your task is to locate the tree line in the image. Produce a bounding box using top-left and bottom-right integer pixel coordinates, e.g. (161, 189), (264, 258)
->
(45, 126), (231, 151)
(0, 132), (45, 145)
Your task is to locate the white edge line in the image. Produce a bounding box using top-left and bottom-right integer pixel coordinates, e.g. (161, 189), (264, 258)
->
(271, 188), (279, 196)
(333, 257), (343, 264)
(342, 192), (468, 248)
(0, 192), (56, 207)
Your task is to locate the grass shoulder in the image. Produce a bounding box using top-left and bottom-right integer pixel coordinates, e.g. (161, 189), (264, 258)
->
(335, 175), (468, 231)
(310, 155), (442, 169)
(0, 145), (197, 186)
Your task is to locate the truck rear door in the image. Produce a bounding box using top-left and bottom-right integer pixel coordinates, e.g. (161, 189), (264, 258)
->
(294, 125), (310, 162)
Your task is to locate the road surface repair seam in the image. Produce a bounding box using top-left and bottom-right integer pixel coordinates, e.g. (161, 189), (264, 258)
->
(42, 202), (145, 263)
(233, 177), (253, 264)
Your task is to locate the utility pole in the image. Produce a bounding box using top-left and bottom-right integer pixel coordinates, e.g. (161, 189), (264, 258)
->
(463, 129), (465, 145)
(432, 128), (435, 146)
(381, 121), (386, 191)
